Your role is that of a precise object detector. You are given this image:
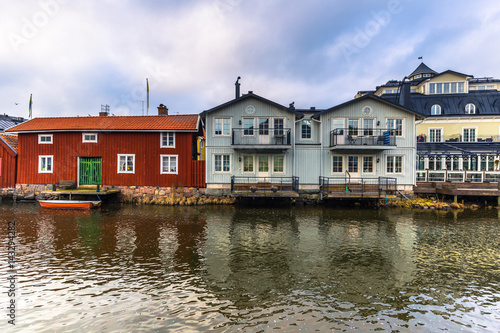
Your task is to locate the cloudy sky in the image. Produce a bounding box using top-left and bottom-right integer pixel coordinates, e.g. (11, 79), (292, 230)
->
(2, 0), (500, 118)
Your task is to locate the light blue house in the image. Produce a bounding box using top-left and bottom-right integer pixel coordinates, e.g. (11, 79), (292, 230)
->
(201, 82), (423, 196)
(311, 93), (424, 194)
(200, 89), (304, 195)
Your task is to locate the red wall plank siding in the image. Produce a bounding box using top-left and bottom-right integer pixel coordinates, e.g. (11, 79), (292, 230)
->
(0, 144), (17, 188)
(17, 132), (204, 187)
(191, 160), (205, 188)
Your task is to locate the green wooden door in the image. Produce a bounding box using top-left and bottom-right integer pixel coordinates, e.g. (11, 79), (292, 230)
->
(79, 157), (102, 185)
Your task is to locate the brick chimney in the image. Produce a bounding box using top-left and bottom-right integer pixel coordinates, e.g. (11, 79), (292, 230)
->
(99, 111), (108, 117)
(158, 104), (168, 116)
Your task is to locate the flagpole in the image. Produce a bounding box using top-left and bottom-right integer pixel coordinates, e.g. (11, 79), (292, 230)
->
(146, 78), (149, 116)
(29, 94), (32, 119)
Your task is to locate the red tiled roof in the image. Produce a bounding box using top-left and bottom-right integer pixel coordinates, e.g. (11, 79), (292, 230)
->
(6, 115), (200, 132)
(0, 133), (18, 153)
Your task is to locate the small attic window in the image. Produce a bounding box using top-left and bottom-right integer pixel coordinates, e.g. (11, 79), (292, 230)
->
(465, 103), (476, 114)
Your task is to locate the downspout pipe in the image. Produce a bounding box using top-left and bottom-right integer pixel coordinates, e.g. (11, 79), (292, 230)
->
(311, 117), (322, 184)
(294, 117), (303, 178)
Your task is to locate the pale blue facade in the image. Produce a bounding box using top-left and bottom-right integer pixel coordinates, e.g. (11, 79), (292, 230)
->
(201, 92), (303, 191)
(202, 91), (421, 193)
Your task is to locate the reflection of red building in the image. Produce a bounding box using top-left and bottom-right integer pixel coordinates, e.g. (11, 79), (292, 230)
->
(0, 134), (18, 188)
(7, 109), (205, 188)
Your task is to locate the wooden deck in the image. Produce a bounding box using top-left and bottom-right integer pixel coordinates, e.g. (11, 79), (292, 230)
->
(414, 182), (500, 203)
(231, 183), (299, 198)
(41, 189), (120, 200)
(321, 183), (394, 199)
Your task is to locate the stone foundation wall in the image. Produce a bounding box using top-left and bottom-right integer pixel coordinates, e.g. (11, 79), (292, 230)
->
(9, 184), (235, 206)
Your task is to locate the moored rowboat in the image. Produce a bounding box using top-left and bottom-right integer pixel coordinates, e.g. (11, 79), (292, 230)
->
(38, 200), (101, 210)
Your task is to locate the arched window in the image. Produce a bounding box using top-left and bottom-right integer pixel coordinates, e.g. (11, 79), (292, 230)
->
(431, 104), (441, 115)
(465, 103), (476, 114)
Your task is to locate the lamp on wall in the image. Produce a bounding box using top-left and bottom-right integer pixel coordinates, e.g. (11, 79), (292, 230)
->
(239, 157), (242, 162)
(376, 121), (380, 126)
(377, 158), (380, 163)
(239, 120), (242, 125)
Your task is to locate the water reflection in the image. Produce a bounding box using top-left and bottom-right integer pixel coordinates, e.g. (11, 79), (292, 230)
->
(0, 203), (499, 332)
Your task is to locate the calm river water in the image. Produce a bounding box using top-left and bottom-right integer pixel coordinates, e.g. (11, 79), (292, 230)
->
(1, 203), (500, 332)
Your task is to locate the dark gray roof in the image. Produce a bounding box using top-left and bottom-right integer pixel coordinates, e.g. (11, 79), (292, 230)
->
(409, 62), (437, 77)
(200, 91), (304, 117)
(0, 114), (26, 131)
(381, 90), (500, 117)
(313, 93), (424, 119)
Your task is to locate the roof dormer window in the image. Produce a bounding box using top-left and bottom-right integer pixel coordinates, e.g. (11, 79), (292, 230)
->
(429, 82), (465, 94)
(465, 103), (476, 114)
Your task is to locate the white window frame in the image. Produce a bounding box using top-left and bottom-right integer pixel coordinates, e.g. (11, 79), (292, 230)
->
(214, 154), (231, 173)
(82, 133), (98, 143)
(462, 127), (477, 142)
(428, 127), (443, 143)
(465, 103), (476, 114)
(362, 118), (374, 136)
(301, 119), (312, 140)
(161, 132), (176, 148)
(117, 154), (135, 174)
(38, 134), (53, 144)
(362, 156), (375, 174)
(386, 155), (404, 174)
(348, 119), (360, 136)
(332, 155), (343, 174)
(242, 155), (254, 173)
(214, 118), (231, 136)
(160, 155), (178, 174)
(332, 118), (345, 135)
(273, 118), (285, 136)
(243, 118), (255, 136)
(431, 104), (441, 115)
(38, 155), (53, 173)
(272, 155), (285, 174)
(386, 118), (403, 137)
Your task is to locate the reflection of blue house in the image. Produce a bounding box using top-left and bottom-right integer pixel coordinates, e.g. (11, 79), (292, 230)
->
(201, 81), (422, 196)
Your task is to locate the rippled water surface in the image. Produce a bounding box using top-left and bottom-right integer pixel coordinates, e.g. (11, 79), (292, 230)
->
(1, 203), (500, 332)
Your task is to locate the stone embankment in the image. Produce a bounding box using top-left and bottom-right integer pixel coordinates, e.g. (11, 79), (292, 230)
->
(2, 184), (236, 206)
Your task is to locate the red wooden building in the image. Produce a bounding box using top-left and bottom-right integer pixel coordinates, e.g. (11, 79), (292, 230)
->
(6, 108), (205, 188)
(0, 134), (18, 188)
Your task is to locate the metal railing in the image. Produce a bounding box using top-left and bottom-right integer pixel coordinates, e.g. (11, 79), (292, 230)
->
(232, 128), (291, 146)
(230, 176), (299, 195)
(330, 128), (396, 147)
(417, 134), (500, 143)
(416, 170), (500, 183)
(319, 176), (397, 197)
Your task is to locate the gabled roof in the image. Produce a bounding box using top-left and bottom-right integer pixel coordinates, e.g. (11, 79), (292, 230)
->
(410, 62), (438, 77)
(432, 69), (472, 79)
(200, 91), (304, 117)
(6, 114), (200, 133)
(313, 93), (424, 119)
(0, 133), (18, 155)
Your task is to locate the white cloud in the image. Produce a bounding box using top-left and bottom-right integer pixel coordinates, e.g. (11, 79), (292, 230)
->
(2, 0), (500, 119)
